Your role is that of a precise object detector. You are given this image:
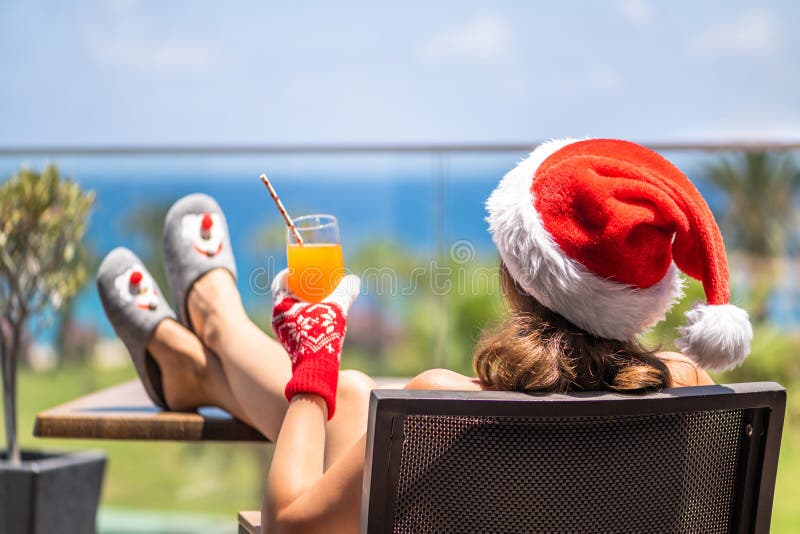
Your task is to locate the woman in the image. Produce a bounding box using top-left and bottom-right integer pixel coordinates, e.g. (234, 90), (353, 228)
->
(97, 138), (752, 533)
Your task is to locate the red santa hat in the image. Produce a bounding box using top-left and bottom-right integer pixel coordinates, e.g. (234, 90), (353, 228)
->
(486, 138), (752, 370)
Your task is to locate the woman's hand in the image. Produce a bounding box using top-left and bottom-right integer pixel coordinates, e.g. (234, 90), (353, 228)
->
(270, 270), (360, 418)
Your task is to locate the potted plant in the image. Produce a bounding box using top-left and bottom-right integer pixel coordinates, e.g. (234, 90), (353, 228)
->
(0, 165), (105, 534)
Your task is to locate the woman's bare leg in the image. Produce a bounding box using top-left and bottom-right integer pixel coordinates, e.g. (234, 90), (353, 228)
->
(264, 395), (364, 533)
(323, 369), (374, 467)
(187, 269), (374, 463)
(186, 269), (290, 439)
(146, 319), (249, 423)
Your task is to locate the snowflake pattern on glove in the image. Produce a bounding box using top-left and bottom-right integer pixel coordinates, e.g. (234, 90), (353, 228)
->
(270, 269), (359, 419)
(272, 297), (347, 366)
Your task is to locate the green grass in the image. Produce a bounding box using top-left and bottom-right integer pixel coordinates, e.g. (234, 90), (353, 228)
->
(2, 364), (799, 531)
(1, 364), (270, 518)
(772, 424), (800, 534)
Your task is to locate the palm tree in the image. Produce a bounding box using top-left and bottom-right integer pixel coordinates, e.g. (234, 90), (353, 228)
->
(703, 152), (800, 323)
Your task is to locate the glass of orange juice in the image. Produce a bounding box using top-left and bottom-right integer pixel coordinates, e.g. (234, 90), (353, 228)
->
(286, 214), (344, 302)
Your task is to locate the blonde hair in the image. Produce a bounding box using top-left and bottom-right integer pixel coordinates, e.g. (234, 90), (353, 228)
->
(473, 263), (672, 393)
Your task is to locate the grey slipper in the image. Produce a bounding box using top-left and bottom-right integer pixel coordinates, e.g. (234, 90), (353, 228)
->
(97, 247), (174, 409)
(162, 193), (237, 331)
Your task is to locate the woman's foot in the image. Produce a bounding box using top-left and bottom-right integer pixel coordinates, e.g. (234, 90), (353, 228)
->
(162, 194), (238, 331)
(97, 247), (176, 409)
(145, 319), (210, 411)
(145, 317), (254, 421)
(97, 246), (224, 411)
(186, 268), (247, 352)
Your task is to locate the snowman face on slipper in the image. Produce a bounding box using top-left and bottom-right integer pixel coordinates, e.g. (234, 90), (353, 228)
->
(114, 265), (160, 311)
(182, 212), (224, 257)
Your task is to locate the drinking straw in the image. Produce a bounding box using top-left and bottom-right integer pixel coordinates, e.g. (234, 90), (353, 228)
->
(260, 174), (304, 246)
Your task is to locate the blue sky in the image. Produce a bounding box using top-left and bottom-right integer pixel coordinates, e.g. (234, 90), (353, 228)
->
(1, 0), (798, 146)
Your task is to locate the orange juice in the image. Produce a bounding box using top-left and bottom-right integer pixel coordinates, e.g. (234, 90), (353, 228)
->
(287, 243), (344, 302)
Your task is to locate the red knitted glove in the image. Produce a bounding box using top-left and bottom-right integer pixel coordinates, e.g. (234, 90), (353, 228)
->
(271, 270), (360, 419)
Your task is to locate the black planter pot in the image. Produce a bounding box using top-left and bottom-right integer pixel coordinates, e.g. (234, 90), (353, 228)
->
(0, 450), (106, 534)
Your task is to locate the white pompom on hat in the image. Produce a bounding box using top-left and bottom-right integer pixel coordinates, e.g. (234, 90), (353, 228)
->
(486, 138), (753, 370)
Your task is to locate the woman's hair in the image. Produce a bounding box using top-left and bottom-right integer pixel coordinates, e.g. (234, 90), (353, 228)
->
(473, 263), (672, 393)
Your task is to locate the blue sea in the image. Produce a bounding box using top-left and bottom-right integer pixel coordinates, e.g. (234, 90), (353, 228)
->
(1, 150), (797, 339)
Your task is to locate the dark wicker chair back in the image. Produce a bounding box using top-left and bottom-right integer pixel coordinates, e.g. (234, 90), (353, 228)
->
(361, 383), (785, 534)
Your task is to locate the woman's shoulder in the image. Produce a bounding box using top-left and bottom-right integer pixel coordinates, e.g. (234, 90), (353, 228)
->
(404, 368), (486, 391)
(403, 355), (715, 391)
(656, 351), (715, 387)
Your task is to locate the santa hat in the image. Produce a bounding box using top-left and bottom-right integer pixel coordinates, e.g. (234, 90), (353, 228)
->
(486, 138), (753, 370)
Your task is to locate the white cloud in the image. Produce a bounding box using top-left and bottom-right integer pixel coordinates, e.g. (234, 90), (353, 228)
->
(619, 0), (653, 25)
(106, 0), (139, 16)
(94, 37), (226, 74)
(418, 13), (512, 62)
(83, 2), (228, 76)
(689, 7), (779, 59)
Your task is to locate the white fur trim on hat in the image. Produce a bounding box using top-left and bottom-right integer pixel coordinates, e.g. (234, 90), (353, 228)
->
(675, 303), (752, 370)
(486, 138), (685, 341)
